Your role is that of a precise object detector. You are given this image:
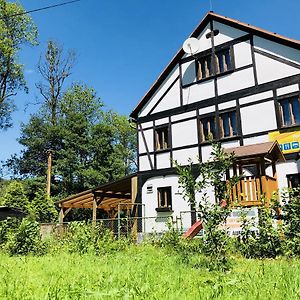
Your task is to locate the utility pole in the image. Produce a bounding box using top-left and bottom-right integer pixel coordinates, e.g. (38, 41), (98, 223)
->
(46, 150), (53, 197)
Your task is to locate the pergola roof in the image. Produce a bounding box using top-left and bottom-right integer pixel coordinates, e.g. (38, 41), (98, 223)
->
(225, 141), (285, 163)
(57, 174), (137, 211)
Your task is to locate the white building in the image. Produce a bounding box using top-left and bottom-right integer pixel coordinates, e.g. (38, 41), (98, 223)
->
(129, 12), (300, 233)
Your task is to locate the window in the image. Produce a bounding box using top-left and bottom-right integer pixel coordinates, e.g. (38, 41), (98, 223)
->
(197, 56), (213, 80)
(196, 47), (234, 81)
(200, 116), (217, 141)
(155, 126), (170, 151)
(220, 111), (237, 138)
(157, 187), (172, 211)
(215, 48), (233, 74)
(279, 97), (300, 127)
(287, 174), (300, 188)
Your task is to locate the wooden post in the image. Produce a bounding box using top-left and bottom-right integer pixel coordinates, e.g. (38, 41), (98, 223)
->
(46, 150), (53, 198)
(59, 208), (64, 224)
(92, 197), (97, 225)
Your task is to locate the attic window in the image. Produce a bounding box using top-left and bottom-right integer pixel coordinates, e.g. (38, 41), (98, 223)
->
(196, 46), (234, 81)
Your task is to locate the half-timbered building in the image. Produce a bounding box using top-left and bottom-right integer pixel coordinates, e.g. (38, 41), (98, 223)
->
(130, 12), (300, 233)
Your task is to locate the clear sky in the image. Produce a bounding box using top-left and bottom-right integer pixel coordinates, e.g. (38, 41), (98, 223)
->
(1, 0), (300, 177)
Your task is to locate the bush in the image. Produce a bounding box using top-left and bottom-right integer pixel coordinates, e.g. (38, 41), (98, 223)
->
(6, 218), (45, 255)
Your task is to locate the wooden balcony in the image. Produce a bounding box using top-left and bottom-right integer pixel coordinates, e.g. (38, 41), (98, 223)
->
(225, 141), (285, 207)
(230, 175), (278, 207)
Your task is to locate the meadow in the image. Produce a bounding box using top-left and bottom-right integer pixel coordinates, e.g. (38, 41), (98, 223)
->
(0, 244), (300, 300)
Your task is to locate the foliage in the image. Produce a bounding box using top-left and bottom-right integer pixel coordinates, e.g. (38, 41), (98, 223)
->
(175, 142), (239, 270)
(1, 246), (300, 299)
(281, 187), (300, 256)
(6, 83), (136, 198)
(237, 199), (282, 258)
(0, 0), (38, 129)
(5, 218), (44, 255)
(57, 221), (129, 255)
(0, 179), (57, 223)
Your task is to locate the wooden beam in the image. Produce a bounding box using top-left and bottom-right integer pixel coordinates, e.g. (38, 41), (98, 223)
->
(94, 192), (131, 199)
(92, 197), (97, 224)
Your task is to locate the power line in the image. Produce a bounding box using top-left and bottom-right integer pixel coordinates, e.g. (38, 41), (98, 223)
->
(0, 0), (80, 20)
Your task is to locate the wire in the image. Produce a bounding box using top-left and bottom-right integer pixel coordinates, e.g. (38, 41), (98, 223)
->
(0, 0), (80, 19)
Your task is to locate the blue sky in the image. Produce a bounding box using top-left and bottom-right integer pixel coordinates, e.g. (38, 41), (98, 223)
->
(1, 0), (300, 177)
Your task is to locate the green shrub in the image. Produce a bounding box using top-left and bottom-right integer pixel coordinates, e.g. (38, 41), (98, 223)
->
(6, 218), (45, 255)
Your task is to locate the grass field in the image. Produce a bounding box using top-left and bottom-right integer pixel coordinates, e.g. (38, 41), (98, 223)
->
(0, 245), (299, 299)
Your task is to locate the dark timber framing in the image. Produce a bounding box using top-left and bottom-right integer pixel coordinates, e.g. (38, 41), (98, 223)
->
(130, 11), (300, 119)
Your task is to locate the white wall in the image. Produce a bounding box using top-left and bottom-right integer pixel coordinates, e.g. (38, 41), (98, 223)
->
(138, 65), (180, 117)
(173, 147), (199, 165)
(139, 155), (154, 172)
(241, 101), (277, 135)
(255, 52), (300, 84)
(138, 129), (153, 154)
(217, 67), (255, 95)
(172, 119), (198, 148)
(142, 175), (190, 233)
(212, 21), (247, 46)
(182, 79), (215, 105)
(156, 152), (171, 169)
(276, 160), (300, 192)
(233, 41), (252, 68)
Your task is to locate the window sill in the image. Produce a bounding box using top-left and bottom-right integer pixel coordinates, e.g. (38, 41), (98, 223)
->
(155, 207), (173, 213)
(200, 135), (239, 146)
(155, 148), (171, 154)
(278, 124), (300, 131)
(182, 69), (235, 89)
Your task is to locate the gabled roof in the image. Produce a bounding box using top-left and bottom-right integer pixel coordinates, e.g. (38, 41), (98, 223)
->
(130, 11), (300, 119)
(225, 141), (285, 163)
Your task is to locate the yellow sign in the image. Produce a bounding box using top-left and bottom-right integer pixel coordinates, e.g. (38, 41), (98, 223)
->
(269, 130), (300, 154)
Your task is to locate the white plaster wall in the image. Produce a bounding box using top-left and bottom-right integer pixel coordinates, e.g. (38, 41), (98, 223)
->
(221, 140), (240, 149)
(182, 79), (215, 105)
(241, 101), (277, 135)
(181, 60), (196, 86)
(155, 117), (169, 126)
(199, 105), (216, 116)
(171, 110), (196, 122)
(140, 121), (153, 129)
(217, 68), (255, 95)
(239, 90), (273, 105)
(172, 119), (198, 148)
(142, 175), (190, 233)
(243, 134), (269, 146)
(152, 79), (181, 114)
(139, 65), (180, 117)
(213, 21), (247, 46)
(219, 100), (236, 110)
(276, 160), (300, 192)
(156, 152), (171, 169)
(172, 147), (199, 165)
(254, 36), (300, 65)
(277, 84), (299, 96)
(233, 41), (252, 68)
(138, 129), (153, 154)
(195, 24), (212, 52)
(139, 155), (154, 172)
(201, 145), (213, 162)
(255, 52), (300, 84)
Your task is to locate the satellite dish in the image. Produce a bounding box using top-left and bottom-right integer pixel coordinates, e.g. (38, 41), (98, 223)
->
(183, 37), (200, 55)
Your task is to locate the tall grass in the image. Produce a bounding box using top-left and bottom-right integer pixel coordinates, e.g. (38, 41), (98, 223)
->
(0, 244), (299, 299)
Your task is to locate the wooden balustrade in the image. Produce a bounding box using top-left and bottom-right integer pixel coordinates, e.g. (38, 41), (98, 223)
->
(230, 175), (278, 207)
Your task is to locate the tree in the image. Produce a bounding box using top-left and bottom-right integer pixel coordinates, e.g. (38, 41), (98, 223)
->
(0, 0), (38, 129)
(36, 40), (75, 126)
(6, 83), (136, 196)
